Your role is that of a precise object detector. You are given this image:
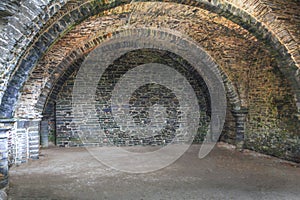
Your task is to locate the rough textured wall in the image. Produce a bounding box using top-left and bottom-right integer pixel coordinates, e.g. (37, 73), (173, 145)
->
(11, 2), (299, 162)
(246, 55), (300, 160)
(1, 0), (299, 118)
(0, 0), (298, 165)
(0, 0), (68, 107)
(226, 0), (300, 69)
(55, 49), (211, 146)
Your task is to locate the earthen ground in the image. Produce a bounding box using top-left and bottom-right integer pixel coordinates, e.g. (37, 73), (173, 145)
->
(8, 143), (300, 200)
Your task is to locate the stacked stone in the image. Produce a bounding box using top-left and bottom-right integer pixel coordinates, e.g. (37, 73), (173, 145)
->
(15, 128), (27, 164)
(0, 128), (8, 188)
(0, 119), (15, 189)
(54, 49), (210, 147)
(0, 0), (69, 109)
(0, 0), (298, 176)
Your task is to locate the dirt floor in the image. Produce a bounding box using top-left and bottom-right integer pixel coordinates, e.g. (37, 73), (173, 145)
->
(7, 143), (300, 200)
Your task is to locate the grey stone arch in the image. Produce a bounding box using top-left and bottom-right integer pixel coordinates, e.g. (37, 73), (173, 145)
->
(0, 0), (297, 191)
(34, 29), (242, 148)
(0, 0), (297, 159)
(39, 55), (86, 147)
(4, 0), (297, 160)
(0, 0), (299, 120)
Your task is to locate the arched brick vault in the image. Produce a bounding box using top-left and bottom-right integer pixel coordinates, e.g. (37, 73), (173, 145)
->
(0, 0), (298, 162)
(0, 0), (300, 118)
(8, 2), (299, 161)
(17, 3), (249, 119)
(42, 47), (216, 147)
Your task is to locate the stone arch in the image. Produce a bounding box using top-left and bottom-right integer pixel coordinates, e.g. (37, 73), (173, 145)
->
(0, 0), (299, 118)
(2, 1), (298, 162)
(39, 55), (86, 146)
(8, 1), (298, 159)
(0, 0), (299, 192)
(40, 56), (241, 148)
(36, 31), (241, 116)
(35, 28), (241, 147)
(35, 30), (241, 145)
(14, 1), (256, 121)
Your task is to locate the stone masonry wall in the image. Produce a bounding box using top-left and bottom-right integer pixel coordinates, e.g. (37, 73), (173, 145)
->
(1, 0), (300, 119)
(55, 49), (211, 146)
(0, 0), (297, 166)
(12, 2), (300, 162)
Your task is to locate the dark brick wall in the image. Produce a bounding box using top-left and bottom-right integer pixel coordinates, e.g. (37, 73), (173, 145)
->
(0, 0), (298, 166)
(2, 0), (300, 119)
(55, 49), (211, 146)
(14, 2), (297, 162)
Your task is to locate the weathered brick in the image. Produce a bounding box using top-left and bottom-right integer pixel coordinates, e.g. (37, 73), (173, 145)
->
(0, 0), (298, 169)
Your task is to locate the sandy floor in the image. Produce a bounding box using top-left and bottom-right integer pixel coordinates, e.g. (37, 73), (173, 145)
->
(8, 143), (300, 200)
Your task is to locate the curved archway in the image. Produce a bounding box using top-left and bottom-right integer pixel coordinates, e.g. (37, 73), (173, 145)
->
(39, 45), (239, 148)
(0, 0), (299, 195)
(0, 0), (299, 118)
(0, 1), (298, 182)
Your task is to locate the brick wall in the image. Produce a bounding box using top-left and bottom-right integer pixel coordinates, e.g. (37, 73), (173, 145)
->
(55, 49), (211, 146)
(1, 0), (299, 118)
(0, 0), (298, 169)
(10, 2), (299, 162)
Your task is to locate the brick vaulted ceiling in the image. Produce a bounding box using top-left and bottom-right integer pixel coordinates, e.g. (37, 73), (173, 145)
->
(0, 0), (299, 118)
(0, 0), (299, 161)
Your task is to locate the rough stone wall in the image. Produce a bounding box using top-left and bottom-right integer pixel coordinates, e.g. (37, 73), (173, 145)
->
(0, 0), (68, 107)
(226, 0), (300, 69)
(56, 71), (77, 146)
(3, 120), (40, 165)
(15, 2), (253, 119)
(11, 2), (300, 162)
(246, 54), (300, 160)
(0, 0), (298, 171)
(1, 0), (299, 118)
(55, 49), (211, 146)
